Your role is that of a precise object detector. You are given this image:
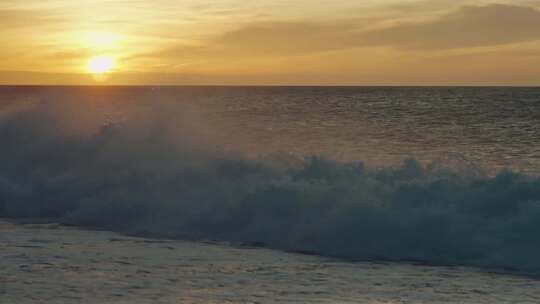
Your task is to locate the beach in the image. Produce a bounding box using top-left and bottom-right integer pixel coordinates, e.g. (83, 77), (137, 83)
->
(2, 220), (539, 304)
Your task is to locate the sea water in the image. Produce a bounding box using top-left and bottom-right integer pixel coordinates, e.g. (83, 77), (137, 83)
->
(1, 86), (539, 276)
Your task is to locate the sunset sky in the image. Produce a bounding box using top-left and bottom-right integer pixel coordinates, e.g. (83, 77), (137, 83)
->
(1, 0), (540, 85)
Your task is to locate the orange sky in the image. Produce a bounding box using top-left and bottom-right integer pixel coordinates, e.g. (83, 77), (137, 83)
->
(1, 0), (540, 85)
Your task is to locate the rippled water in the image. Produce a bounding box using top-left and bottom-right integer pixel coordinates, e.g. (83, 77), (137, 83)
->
(197, 86), (540, 173)
(5, 86), (538, 172)
(1, 86), (540, 284)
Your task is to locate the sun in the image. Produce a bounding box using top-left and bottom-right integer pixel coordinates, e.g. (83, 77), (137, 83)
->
(87, 55), (115, 74)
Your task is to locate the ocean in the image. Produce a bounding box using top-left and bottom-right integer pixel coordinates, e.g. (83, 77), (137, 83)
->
(1, 86), (540, 302)
(2, 86), (539, 173)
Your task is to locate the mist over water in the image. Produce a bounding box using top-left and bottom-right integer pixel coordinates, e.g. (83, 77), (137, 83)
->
(1, 86), (540, 273)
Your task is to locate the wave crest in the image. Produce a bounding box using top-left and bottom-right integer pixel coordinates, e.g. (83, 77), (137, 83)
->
(1, 100), (540, 273)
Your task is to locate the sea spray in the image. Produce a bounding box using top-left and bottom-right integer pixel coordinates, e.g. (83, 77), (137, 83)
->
(1, 98), (539, 273)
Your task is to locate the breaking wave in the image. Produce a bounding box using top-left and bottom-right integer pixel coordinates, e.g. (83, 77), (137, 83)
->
(1, 99), (540, 273)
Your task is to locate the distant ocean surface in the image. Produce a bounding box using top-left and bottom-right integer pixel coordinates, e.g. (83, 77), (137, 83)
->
(2, 86), (540, 173)
(2, 86), (539, 173)
(1, 86), (540, 273)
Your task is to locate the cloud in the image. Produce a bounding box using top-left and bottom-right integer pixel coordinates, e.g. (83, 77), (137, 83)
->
(141, 3), (540, 63)
(0, 8), (65, 30)
(135, 19), (367, 62)
(42, 49), (94, 60)
(202, 4), (540, 55)
(217, 20), (361, 55)
(361, 4), (540, 50)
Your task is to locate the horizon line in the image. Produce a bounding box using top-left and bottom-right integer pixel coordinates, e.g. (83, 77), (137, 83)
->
(1, 84), (539, 88)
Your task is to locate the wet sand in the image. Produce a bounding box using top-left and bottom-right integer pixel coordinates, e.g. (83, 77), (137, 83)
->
(1, 220), (539, 304)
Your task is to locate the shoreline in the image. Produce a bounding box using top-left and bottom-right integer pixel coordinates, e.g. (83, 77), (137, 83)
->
(4, 218), (538, 279)
(2, 219), (540, 303)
